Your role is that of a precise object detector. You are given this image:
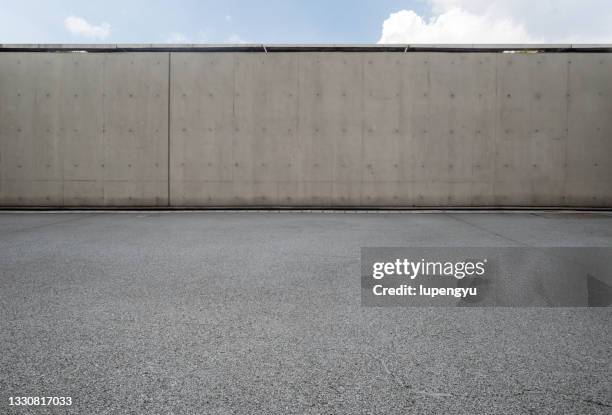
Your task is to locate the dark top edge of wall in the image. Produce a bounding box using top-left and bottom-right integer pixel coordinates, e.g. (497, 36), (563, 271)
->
(1, 44), (612, 53)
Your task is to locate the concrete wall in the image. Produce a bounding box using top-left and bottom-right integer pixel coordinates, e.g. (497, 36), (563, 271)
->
(0, 52), (168, 206)
(1, 51), (610, 207)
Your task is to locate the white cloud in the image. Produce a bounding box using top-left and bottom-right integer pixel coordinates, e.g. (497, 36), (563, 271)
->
(379, 0), (612, 44)
(379, 8), (535, 44)
(64, 16), (111, 39)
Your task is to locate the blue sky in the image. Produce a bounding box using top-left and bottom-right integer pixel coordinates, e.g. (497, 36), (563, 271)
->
(0, 0), (428, 43)
(1, 1), (611, 44)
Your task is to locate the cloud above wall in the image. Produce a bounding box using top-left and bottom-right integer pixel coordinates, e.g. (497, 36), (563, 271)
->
(64, 16), (111, 39)
(379, 8), (534, 44)
(379, 0), (612, 44)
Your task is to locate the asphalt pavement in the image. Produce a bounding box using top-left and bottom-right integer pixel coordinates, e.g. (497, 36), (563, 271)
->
(1, 211), (611, 414)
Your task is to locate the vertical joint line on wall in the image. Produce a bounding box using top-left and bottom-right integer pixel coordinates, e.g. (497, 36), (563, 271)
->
(167, 52), (171, 206)
(493, 54), (499, 204)
(562, 54), (571, 201)
(359, 54), (365, 206)
(231, 54), (236, 183)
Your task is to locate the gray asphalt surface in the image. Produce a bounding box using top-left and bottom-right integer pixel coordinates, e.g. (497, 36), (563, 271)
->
(1, 211), (611, 414)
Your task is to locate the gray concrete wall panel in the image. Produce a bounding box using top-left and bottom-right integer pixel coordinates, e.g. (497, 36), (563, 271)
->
(170, 53), (235, 206)
(0, 52), (168, 206)
(232, 53), (299, 205)
(495, 53), (569, 206)
(102, 53), (169, 206)
(566, 54), (612, 207)
(296, 53), (362, 205)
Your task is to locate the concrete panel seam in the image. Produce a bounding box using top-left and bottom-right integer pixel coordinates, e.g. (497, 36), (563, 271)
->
(168, 52), (171, 206)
